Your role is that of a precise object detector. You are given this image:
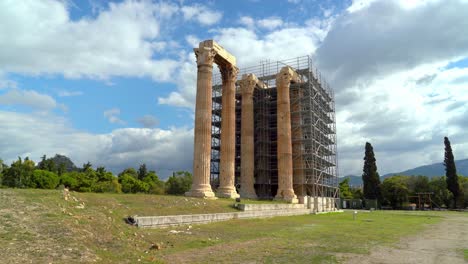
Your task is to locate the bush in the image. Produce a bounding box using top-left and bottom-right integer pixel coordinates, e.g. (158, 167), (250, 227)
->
(93, 178), (122, 193)
(119, 173), (150, 193)
(32, 170), (59, 189)
(60, 172), (80, 190)
(165, 171), (192, 195)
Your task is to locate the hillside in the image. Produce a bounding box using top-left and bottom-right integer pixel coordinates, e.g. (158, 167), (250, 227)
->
(0, 189), (237, 263)
(342, 158), (468, 186)
(0, 189), (446, 263)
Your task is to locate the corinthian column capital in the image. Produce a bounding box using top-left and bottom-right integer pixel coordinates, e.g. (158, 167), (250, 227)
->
(219, 64), (239, 83)
(194, 47), (217, 67)
(276, 66), (300, 87)
(239, 74), (257, 96)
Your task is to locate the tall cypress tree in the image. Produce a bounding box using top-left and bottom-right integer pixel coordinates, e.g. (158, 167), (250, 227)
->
(444, 136), (460, 208)
(362, 142), (381, 200)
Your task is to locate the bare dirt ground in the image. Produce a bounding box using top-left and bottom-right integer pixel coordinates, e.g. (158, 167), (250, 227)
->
(343, 213), (468, 264)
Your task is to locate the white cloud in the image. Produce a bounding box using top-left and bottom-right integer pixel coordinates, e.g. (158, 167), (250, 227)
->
(185, 35), (201, 48)
(103, 108), (125, 125)
(0, 89), (58, 111)
(158, 17), (329, 109)
(316, 0), (468, 90)
(0, 111), (193, 177)
(137, 114), (159, 128)
(0, 0), (224, 82)
(257, 17), (284, 30)
(58, 90), (83, 97)
(181, 4), (222, 26)
(319, 0), (468, 175)
(239, 16), (255, 28)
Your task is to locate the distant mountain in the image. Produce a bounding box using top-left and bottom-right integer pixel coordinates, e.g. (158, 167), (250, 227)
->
(50, 154), (78, 172)
(341, 158), (468, 186)
(342, 175), (363, 187)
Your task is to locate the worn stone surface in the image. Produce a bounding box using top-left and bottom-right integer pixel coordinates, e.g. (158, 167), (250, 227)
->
(186, 46), (217, 198)
(188, 39), (238, 199)
(275, 66), (301, 203)
(135, 209), (311, 228)
(217, 64), (239, 199)
(239, 74), (259, 199)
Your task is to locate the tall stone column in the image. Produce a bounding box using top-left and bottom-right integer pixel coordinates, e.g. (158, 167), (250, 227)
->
(239, 74), (257, 199)
(216, 64), (240, 198)
(186, 47), (216, 198)
(275, 67), (298, 203)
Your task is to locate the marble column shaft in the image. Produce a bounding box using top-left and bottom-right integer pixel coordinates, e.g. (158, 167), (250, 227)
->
(239, 74), (257, 199)
(275, 67), (298, 203)
(217, 64), (240, 198)
(186, 47), (216, 198)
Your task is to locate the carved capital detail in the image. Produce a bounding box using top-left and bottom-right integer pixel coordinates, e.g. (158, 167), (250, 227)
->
(276, 66), (300, 87)
(239, 74), (257, 95)
(194, 47), (217, 67)
(219, 64), (239, 83)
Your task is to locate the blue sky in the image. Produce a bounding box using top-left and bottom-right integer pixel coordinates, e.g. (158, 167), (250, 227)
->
(1, 0), (468, 178)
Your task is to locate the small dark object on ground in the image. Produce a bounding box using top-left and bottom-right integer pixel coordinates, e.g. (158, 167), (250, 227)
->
(149, 243), (162, 250)
(235, 198), (241, 203)
(125, 216), (136, 225)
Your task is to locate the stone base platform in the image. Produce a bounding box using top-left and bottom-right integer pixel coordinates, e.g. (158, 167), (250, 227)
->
(134, 197), (341, 228)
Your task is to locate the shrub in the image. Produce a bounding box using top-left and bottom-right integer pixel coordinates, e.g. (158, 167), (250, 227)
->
(165, 171), (192, 195)
(32, 170), (59, 189)
(119, 173), (149, 193)
(93, 178), (122, 193)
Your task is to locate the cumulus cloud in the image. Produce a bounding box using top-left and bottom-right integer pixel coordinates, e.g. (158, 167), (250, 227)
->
(103, 108), (126, 125)
(257, 17), (284, 30)
(0, 111), (193, 178)
(0, 89), (58, 111)
(160, 0), (468, 176)
(137, 114), (159, 128)
(0, 0), (224, 82)
(239, 16), (255, 28)
(317, 0), (468, 175)
(181, 4), (222, 25)
(158, 20), (329, 108)
(315, 0), (468, 91)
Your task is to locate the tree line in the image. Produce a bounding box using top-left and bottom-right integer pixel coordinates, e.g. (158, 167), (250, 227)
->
(0, 154), (192, 195)
(340, 137), (467, 209)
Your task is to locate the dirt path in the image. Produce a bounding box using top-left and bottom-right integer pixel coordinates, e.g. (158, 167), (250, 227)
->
(344, 213), (468, 264)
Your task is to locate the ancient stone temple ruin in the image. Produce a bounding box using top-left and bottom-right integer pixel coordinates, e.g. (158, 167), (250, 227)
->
(186, 40), (338, 211)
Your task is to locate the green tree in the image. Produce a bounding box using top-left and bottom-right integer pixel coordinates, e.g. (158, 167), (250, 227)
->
(407, 175), (430, 194)
(444, 137), (461, 208)
(459, 176), (468, 208)
(60, 171), (80, 190)
(351, 188), (364, 199)
(38, 155), (47, 170)
(93, 178), (122, 193)
(0, 159), (5, 186)
(429, 176), (452, 208)
(3, 157), (36, 188)
(381, 176), (409, 209)
(119, 173), (149, 193)
(143, 171), (165, 194)
(96, 166), (113, 182)
(82, 162), (93, 172)
(362, 142), (381, 200)
(32, 170), (59, 189)
(118, 168), (138, 179)
(137, 164), (148, 181)
(165, 171), (192, 195)
(339, 178), (353, 199)
(78, 166), (98, 192)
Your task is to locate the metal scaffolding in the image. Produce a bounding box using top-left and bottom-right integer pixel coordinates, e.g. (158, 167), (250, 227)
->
(210, 56), (339, 200)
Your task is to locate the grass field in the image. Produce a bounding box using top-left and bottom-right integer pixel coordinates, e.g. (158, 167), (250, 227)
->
(0, 189), (460, 263)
